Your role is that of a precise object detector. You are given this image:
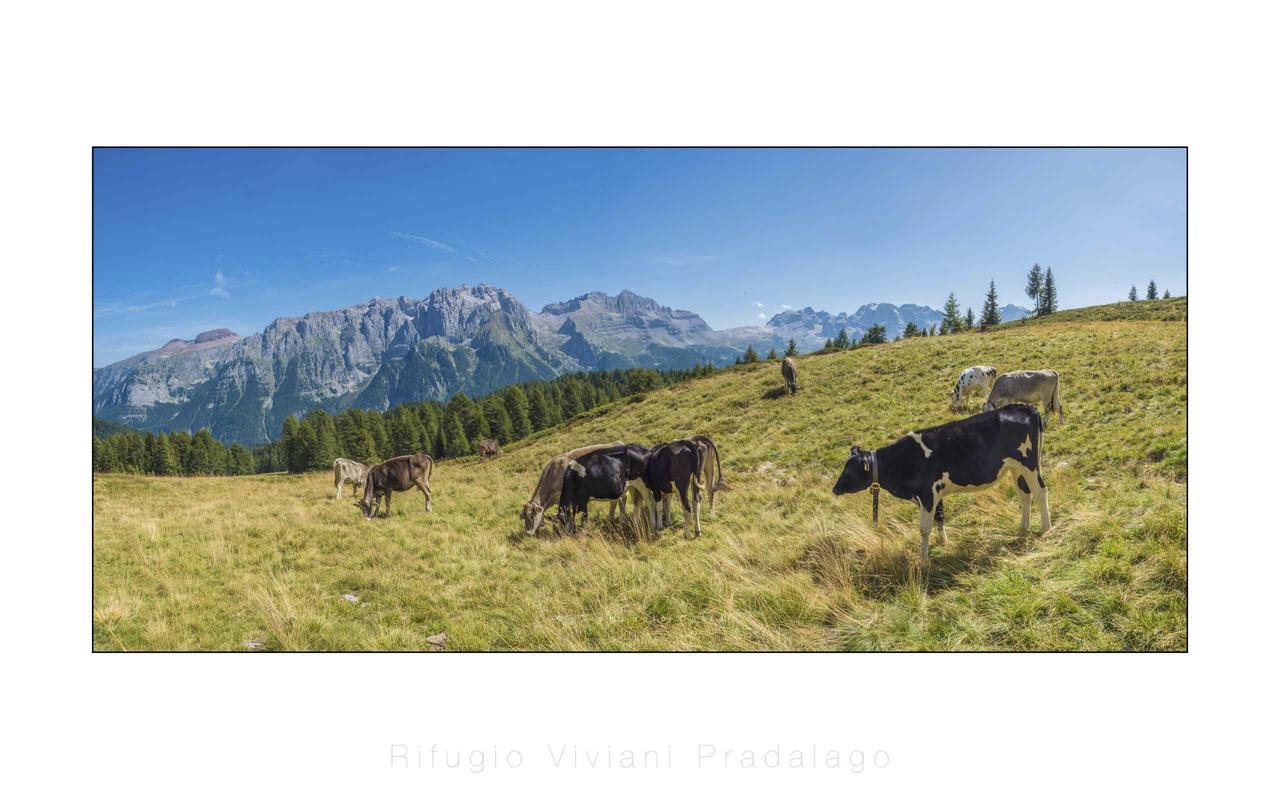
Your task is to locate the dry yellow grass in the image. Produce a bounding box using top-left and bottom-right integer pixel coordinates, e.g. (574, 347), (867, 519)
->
(93, 303), (1186, 651)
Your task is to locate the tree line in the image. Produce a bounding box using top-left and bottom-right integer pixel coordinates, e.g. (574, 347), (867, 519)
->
(1129, 280), (1172, 301)
(93, 365), (716, 476)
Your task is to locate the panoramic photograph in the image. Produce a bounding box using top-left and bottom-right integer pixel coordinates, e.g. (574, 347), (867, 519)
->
(91, 147), (1187, 651)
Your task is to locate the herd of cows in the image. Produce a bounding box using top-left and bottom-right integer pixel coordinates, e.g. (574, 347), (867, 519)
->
(331, 362), (1065, 563)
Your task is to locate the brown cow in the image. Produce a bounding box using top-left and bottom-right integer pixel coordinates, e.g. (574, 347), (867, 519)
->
(782, 357), (799, 395)
(476, 438), (501, 460)
(357, 453), (434, 520)
(521, 442), (624, 534)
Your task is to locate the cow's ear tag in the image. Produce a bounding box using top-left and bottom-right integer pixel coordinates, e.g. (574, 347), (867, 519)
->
(863, 461), (870, 472)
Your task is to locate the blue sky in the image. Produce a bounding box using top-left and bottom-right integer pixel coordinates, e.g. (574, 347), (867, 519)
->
(93, 147), (1186, 366)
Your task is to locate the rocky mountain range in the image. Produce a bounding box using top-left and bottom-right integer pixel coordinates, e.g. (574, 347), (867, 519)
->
(93, 284), (1029, 444)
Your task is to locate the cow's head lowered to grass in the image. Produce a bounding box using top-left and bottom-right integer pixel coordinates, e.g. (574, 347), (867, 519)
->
(832, 446), (874, 495)
(521, 501), (546, 535)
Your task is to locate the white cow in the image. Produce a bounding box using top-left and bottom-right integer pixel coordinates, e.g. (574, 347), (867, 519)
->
(949, 366), (997, 411)
(333, 458), (369, 500)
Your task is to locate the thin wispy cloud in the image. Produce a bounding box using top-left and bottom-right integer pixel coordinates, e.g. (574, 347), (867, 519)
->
(457, 238), (501, 263)
(386, 265), (405, 272)
(93, 298), (179, 317)
(756, 313), (767, 319)
(1146, 193), (1186, 212)
(780, 304), (792, 310)
(389, 230), (456, 253)
(753, 301), (765, 308)
(210, 270), (230, 299)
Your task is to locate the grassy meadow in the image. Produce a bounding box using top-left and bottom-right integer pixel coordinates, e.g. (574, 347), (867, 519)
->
(93, 299), (1187, 651)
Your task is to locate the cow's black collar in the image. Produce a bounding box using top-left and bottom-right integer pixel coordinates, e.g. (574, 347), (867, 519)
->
(870, 449), (881, 526)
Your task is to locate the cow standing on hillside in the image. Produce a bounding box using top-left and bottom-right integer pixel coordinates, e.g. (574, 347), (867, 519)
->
(333, 458), (369, 500)
(781, 357), (800, 396)
(689, 434), (724, 514)
(949, 366), (997, 411)
(641, 439), (706, 538)
(521, 442), (625, 535)
(476, 438), (501, 460)
(984, 370), (1064, 424)
(832, 404), (1051, 563)
(358, 453), (434, 520)
(557, 444), (652, 534)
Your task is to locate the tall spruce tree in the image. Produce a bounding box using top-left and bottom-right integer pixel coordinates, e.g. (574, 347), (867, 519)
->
(743, 344), (760, 363)
(833, 328), (851, 349)
(1025, 263), (1044, 315)
(902, 321), (920, 338)
(860, 324), (887, 345)
(964, 307), (976, 330)
(527, 387), (553, 431)
(1163, 289), (1171, 299)
(1040, 267), (1058, 315)
(941, 291), (963, 334)
(980, 280), (1001, 326)
(482, 396), (514, 444)
(1147, 279), (1158, 300)
(784, 338), (799, 358)
(1129, 285), (1138, 302)
(503, 386), (532, 440)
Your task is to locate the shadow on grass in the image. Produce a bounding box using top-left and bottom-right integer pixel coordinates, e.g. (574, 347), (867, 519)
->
(800, 523), (1042, 597)
(761, 386), (791, 400)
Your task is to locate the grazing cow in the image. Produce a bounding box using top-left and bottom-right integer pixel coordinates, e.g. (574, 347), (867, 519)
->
(641, 440), (706, 538)
(333, 458), (369, 500)
(476, 438), (501, 460)
(832, 404), (1050, 563)
(521, 442), (624, 535)
(781, 356), (800, 395)
(557, 445), (652, 534)
(949, 366), (998, 411)
(983, 369), (1064, 423)
(688, 433), (724, 514)
(357, 453), (434, 520)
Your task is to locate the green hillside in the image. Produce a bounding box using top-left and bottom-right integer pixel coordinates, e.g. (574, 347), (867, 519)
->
(93, 302), (1187, 651)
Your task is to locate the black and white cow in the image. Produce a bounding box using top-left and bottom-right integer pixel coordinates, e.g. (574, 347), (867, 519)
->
(949, 365), (997, 411)
(557, 444), (651, 534)
(832, 403), (1050, 562)
(640, 439), (706, 538)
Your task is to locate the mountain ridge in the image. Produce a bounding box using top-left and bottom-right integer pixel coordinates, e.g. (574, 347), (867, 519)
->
(94, 284), (1030, 443)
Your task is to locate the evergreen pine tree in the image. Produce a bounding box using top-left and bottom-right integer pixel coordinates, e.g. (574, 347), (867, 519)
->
(151, 432), (179, 475)
(743, 344), (760, 363)
(482, 396), (514, 444)
(1147, 279), (1158, 300)
(980, 280), (1001, 326)
(766, 348), (777, 360)
(833, 328), (851, 349)
(822, 338), (834, 351)
(902, 321), (920, 338)
(1128, 285), (1138, 302)
(527, 387), (553, 431)
(784, 338), (799, 358)
(1025, 263), (1044, 315)
(503, 386), (532, 440)
(941, 291), (962, 334)
(1163, 289), (1171, 299)
(1040, 267), (1058, 315)
(227, 443), (255, 475)
(442, 411), (470, 458)
(964, 307), (975, 330)
(860, 324), (887, 345)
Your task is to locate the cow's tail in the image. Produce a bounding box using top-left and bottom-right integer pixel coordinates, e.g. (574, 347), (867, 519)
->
(712, 442), (724, 491)
(1051, 378), (1063, 420)
(692, 442), (707, 492)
